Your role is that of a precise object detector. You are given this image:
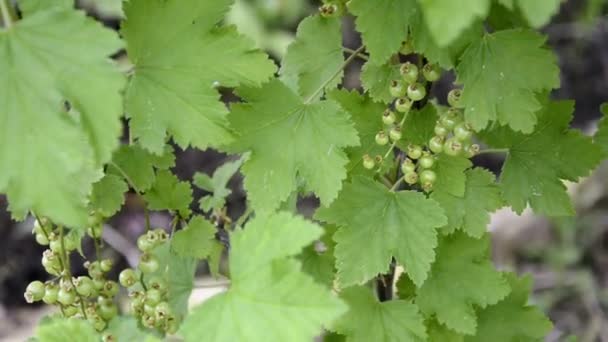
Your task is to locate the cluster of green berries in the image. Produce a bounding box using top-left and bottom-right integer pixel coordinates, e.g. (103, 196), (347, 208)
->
(362, 60), (441, 172)
(119, 229), (179, 334)
(25, 220), (120, 332)
(428, 89), (479, 158)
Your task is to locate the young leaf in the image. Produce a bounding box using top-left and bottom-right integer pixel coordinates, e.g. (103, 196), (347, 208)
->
(122, 0), (276, 153)
(432, 155), (473, 197)
(400, 104), (440, 147)
(348, 0), (417, 64)
(328, 89), (393, 176)
(172, 216), (217, 259)
(36, 318), (99, 342)
(416, 233), (510, 335)
(481, 100), (603, 216)
(316, 177), (447, 287)
(0, 3), (124, 226)
(595, 103), (608, 155)
(332, 286), (427, 341)
(457, 29), (559, 133)
(228, 79), (359, 213)
(360, 61), (401, 103)
(180, 212), (347, 341)
(107, 144), (175, 193)
(143, 170), (193, 217)
(298, 225), (337, 287)
(505, 0), (562, 28)
(431, 168), (503, 237)
(466, 274), (553, 341)
(193, 156), (245, 212)
(281, 15), (344, 100)
(416, 0), (490, 47)
(90, 174), (128, 217)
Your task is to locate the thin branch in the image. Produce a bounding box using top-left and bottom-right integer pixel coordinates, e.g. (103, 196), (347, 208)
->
(476, 148), (509, 156)
(343, 47), (369, 61)
(389, 176), (405, 192)
(0, 0), (13, 29)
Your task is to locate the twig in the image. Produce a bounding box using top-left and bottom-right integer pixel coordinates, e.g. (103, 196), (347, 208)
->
(343, 47), (369, 61)
(0, 0), (13, 29)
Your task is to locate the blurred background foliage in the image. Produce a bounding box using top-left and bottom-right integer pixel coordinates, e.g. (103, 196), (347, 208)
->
(2, 0), (608, 340)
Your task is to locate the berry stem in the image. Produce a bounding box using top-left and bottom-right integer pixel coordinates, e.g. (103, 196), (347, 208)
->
(0, 0), (12, 29)
(380, 112), (409, 163)
(144, 206), (151, 233)
(343, 47), (369, 61)
(389, 176), (405, 192)
(476, 148), (509, 155)
(304, 45), (365, 104)
(59, 225), (88, 320)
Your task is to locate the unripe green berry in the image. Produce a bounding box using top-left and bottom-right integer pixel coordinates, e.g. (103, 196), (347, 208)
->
(444, 137), (463, 156)
(400, 62), (419, 83)
(429, 136), (444, 154)
(422, 63), (441, 82)
(382, 109), (396, 125)
(148, 277), (168, 293)
(155, 301), (171, 321)
(57, 287), (76, 305)
(362, 154), (375, 170)
(152, 228), (169, 243)
(400, 40), (413, 55)
(395, 97), (413, 113)
(434, 123), (448, 137)
(407, 83), (426, 101)
(374, 155), (384, 166)
(24, 281), (45, 303)
(100, 259), (113, 273)
(419, 154), (435, 169)
(92, 278), (105, 291)
(464, 144), (480, 158)
(75, 276), (94, 297)
(407, 144), (423, 160)
(42, 250), (61, 276)
(87, 224), (102, 238)
(90, 314), (107, 331)
(420, 170), (437, 185)
(142, 314), (156, 329)
(63, 305), (79, 317)
(87, 261), (104, 279)
(389, 127), (402, 142)
(447, 89), (463, 108)
(32, 219), (46, 235)
(404, 172), (418, 185)
(49, 239), (63, 254)
(35, 233), (49, 246)
(137, 235), (154, 252)
(139, 253), (160, 274)
(102, 281), (119, 297)
(145, 288), (163, 306)
(102, 333), (116, 342)
(145, 230), (160, 246)
(375, 131), (389, 146)
(319, 3), (338, 17)
(389, 80), (406, 98)
(440, 108), (463, 130)
(401, 158), (416, 174)
(454, 123), (473, 142)
(119, 268), (138, 288)
(43, 283), (59, 304)
(98, 302), (118, 321)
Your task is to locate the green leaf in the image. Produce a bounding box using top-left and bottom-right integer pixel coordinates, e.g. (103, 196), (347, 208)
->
(327, 89), (393, 176)
(466, 273), (552, 341)
(281, 15), (344, 100)
(401, 104), (440, 147)
(228, 79), (359, 213)
(36, 318), (98, 342)
(348, 0), (416, 64)
(416, 0), (490, 47)
(513, 0), (562, 28)
(143, 170), (192, 217)
(433, 155), (473, 197)
(595, 103), (608, 155)
(457, 29), (560, 133)
(193, 156), (245, 212)
(427, 319), (464, 342)
(316, 177), (446, 287)
(416, 233), (510, 335)
(180, 212), (347, 342)
(481, 100), (603, 216)
(90, 174), (128, 217)
(122, 0), (276, 153)
(107, 144), (175, 193)
(106, 316), (161, 342)
(360, 61), (401, 103)
(332, 286), (427, 342)
(299, 225), (337, 287)
(0, 3), (124, 226)
(172, 216), (217, 259)
(431, 168), (503, 237)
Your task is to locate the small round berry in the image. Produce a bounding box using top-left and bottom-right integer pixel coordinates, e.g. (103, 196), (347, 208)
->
(382, 109), (396, 125)
(407, 145), (423, 160)
(404, 172), (419, 185)
(142, 314), (156, 329)
(155, 301), (171, 321)
(434, 123), (448, 137)
(374, 155), (384, 165)
(57, 287), (76, 306)
(389, 80), (406, 98)
(401, 159), (416, 174)
(464, 144), (480, 158)
(400, 62), (419, 83)
(75, 276), (94, 297)
(407, 83), (426, 101)
(92, 278), (105, 291)
(130, 291), (145, 307)
(444, 137), (463, 156)
(24, 281), (45, 303)
(145, 230), (160, 246)
(137, 235), (154, 252)
(422, 63), (441, 82)
(148, 277), (168, 292)
(439, 108), (462, 130)
(41, 250), (61, 276)
(139, 253), (160, 274)
(420, 170), (437, 185)
(101, 281), (119, 297)
(90, 315), (107, 331)
(32, 219), (46, 235)
(389, 127), (402, 142)
(319, 3), (338, 17)
(454, 123), (473, 142)
(43, 283), (59, 304)
(375, 131), (389, 146)
(87, 224), (102, 238)
(49, 239), (63, 254)
(119, 268), (138, 288)
(87, 261), (104, 279)
(102, 333), (116, 342)
(153, 229), (169, 243)
(400, 40), (413, 55)
(98, 302), (118, 321)
(395, 97), (413, 113)
(362, 154), (375, 170)
(145, 288), (163, 306)
(419, 154), (435, 169)
(447, 89), (463, 108)
(100, 259), (113, 273)
(63, 305), (79, 318)
(35, 233), (49, 246)
(429, 136), (444, 154)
